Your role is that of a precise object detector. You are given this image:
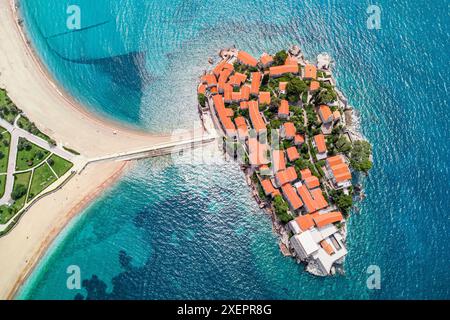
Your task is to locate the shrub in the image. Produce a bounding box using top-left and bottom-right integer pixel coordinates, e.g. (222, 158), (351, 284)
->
(273, 195), (292, 223)
(11, 184), (27, 200)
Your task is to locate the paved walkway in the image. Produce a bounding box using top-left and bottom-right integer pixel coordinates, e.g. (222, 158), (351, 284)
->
(0, 116), (75, 205)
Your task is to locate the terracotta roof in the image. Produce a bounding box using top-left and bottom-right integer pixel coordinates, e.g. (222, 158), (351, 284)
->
(261, 179), (276, 196)
(310, 188), (328, 210)
(228, 72), (247, 87)
(212, 94), (236, 136)
(275, 167), (297, 186)
(240, 85), (251, 101)
(313, 211), (343, 228)
(272, 149), (286, 172)
(333, 110), (341, 120)
(202, 74), (217, 87)
(300, 169), (312, 179)
(296, 184), (316, 213)
(260, 53), (273, 66)
(259, 91), (271, 105)
(304, 64), (317, 79)
(320, 240), (335, 255)
(248, 138), (269, 166)
(240, 101), (248, 110)
(278, 99), (289, 116)
(286, 146), (300, 162)
(218, 69), (233, 91)
(284, 56), (298, 66)
(314, 134), (327, 153)
(318, 105), (333, 123)
(198, 84), (206, 94)
(234, 116), (248, 138)
(248, 100), (266, 133)
(259, 164), (271, 176)
(279, 82), (288, 91)
(237, 50), (258, 67)
(295, 214), (314, 231)
(310, 80), (320, 91)
(294, 134), (305, 145)
(327, 155), (352, 183)
(304, 176), (320, 189)
(269, 64), (299, 77)
(223, 83), (233, 102)
(250, 72), (262, 95)
(283, 122), (296, 138)
(281, 184), (303, 210)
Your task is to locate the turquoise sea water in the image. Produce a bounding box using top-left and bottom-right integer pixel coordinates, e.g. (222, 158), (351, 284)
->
(16, 0), (450, 299)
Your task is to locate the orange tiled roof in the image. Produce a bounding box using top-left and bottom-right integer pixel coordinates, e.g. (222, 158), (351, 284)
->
(286, 146), (300, 162)
(313, 211), (343, 228)
(234, 116), (249, 138)
(240, 101), (248, 110)
(212, 94), (236, 136)
(202, 74), (217, 87)
(310, 80), (320, 91)
(213, 61), (234, 77)
(259, 91), (271, 105)
(327, 155), (352, 183)
(260, 53), (274, 66)
(261, 179), (276, 196)
(318, 105), (333, 123)
(237, 50), (258, 67)
(283, 122), (296, 138)
(269, 64), (299, 77)
(294, 134), (305, 145)
(241, 85), (251, 101)
(281, 184), (303, 210)
(295, 214), (314, 231)
(198, 84), (206, 94)
(272, 149), (286, 172)
(248, 100), (266, 133)
(296, 184), (316, 213)
(314, 134), (327, 153)
(218, 69), (233, 91)
(250, 72), (262, 95)
(248, 138), (269, 166)
(279, 82), (288, 92)
(275, 167), (297, 186)
(284, 56), (298, 66)
(300, 169), (312, 179)
(304, 64), (317, 79)
(320, 240), (335, 255)
(278, 99), (289, 116)
(310, 188), (328, 210)
(304, 176), (320, 189)
(333, 110), (340, 120)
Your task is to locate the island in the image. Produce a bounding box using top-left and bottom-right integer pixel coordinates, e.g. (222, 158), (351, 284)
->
(197, 46), (373, 276)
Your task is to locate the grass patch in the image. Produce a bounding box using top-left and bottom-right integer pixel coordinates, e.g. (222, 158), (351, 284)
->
(0, 171), (32, 224)
(15, 138), (50, 171)
(28, 163), (57, 200)
(47, 154), (73, 177)
(0, 88), (21, 124)
(17, 115), (56, 146)
(0, 174), (6, 198)
(0, 129), (11, 173)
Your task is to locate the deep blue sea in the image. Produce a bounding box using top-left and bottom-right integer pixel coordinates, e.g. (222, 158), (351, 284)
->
(16, 0), (449, 299)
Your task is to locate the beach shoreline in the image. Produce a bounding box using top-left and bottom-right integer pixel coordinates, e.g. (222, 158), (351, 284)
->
(1, 160), (131, 299)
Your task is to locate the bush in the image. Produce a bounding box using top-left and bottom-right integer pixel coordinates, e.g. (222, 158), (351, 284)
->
(197, 93), (206, 107)
(11, 184), (27, 200)
(273, 195), (292, 223)
(274, 50), (288, 66)
(350, 140), (373, 172)
(286, 78), (307, 103)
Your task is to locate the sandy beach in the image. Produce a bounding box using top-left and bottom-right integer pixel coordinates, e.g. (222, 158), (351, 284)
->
(0, 0), (195, 299)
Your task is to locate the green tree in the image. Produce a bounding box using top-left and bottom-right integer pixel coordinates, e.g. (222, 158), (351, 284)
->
(286, 78), (307, 103)
(198, 93), (206, 107)
(274, 50), (288, 66)
(273, 195), (292, 223)
(11, 184), (27, 200)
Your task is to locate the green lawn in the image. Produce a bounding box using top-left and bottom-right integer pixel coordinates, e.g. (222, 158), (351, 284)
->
(47, 154), (73, 177)
(15, 138), (50, 171)
(0, 129), (11, 173)
(0, 88), (20, 124)
(12, 171), (32, 211)
(0, 174), (6, 198)
(28, 163), (57, 201)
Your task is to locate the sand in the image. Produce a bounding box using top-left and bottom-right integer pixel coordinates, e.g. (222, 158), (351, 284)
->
(0, 0), (198, 299)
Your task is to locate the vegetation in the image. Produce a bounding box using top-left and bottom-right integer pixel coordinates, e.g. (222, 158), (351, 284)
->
(329, 189), (353, 215)
(62, 146), (81, 155)
(16, 138), (50, 171)
(273, 195), (293, 223)
(350, 140), (373, 172)
(47, 154), (73, 177)
(0, 129), (11, 173)
(197, 93), (206, 108)
(0, 174), (6, 198)
(313, 86), (337, 105)
(0, 88), (21, 123)
(28, 163), (57, 200)
(273, 50), (288, 66)
(286, 78), (308, 103)
(17, 116), (56, 146)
